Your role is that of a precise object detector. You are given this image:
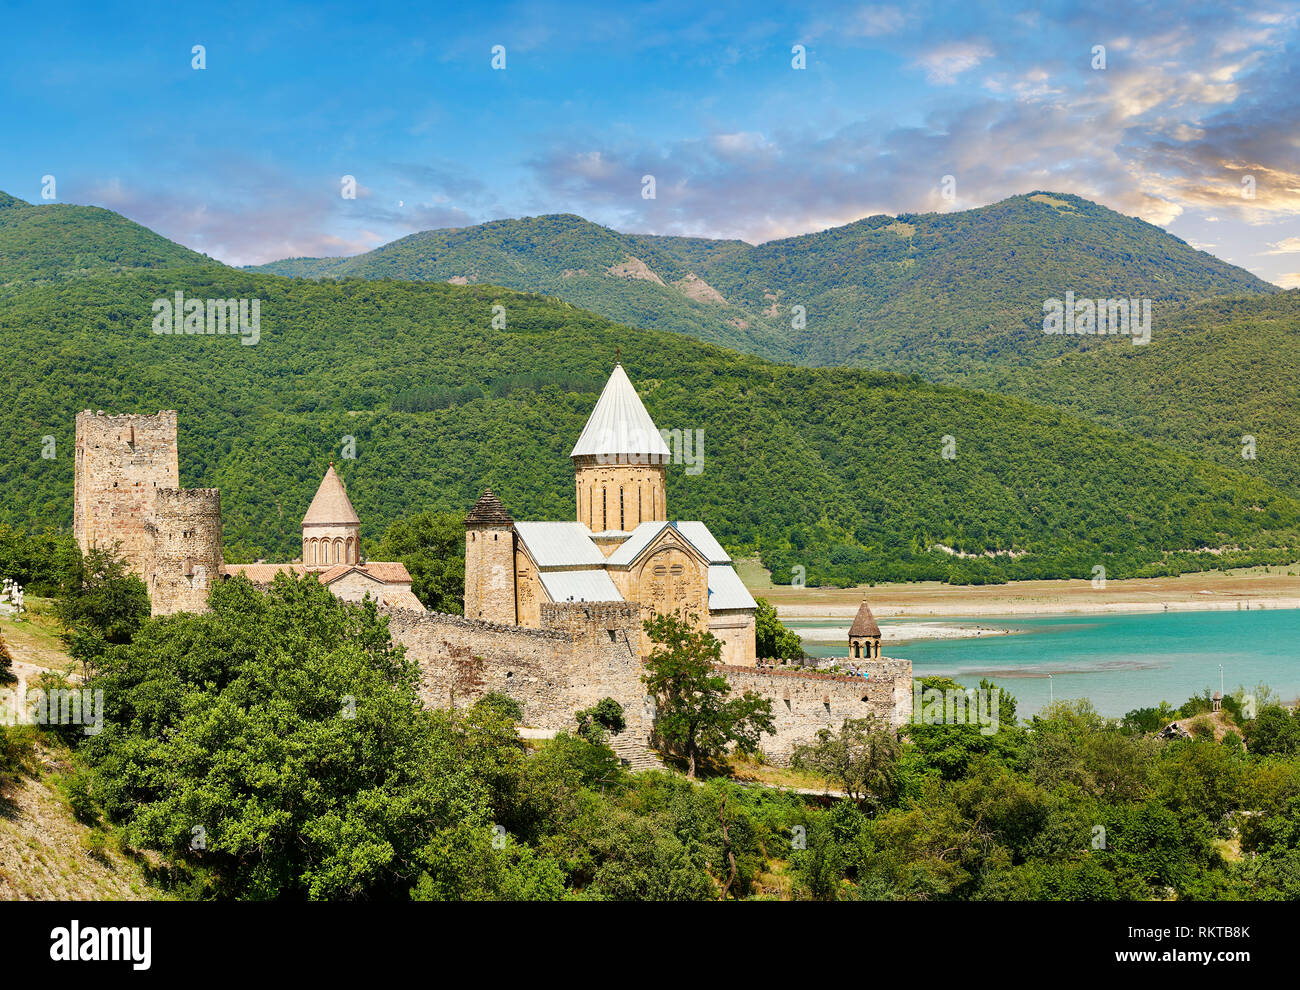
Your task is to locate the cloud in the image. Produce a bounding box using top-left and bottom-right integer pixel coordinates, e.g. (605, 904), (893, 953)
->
(1260, 236), (1300, 254)
(914, 42), (993, 84)
(1277, 272), (1300, 288)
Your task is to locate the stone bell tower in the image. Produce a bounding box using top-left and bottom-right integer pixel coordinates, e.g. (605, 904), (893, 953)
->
(465, 490), (517, 624)
(848, 599), (882, 660)
(571, 363), (670, 534)
(302, 464), (361, 569)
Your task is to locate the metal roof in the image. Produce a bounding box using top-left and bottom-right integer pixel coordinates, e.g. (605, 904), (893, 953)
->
(570, 364), (671, 459)
(539, 569), (625, 603)
(606, 520), (670, 566)
(707, 565), (756, 611)
(513, 521), (606, 567)
(673, 521), (730, 564)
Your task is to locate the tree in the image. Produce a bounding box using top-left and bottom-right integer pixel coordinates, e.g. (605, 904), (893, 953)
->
(373, 511), (465, 613)
(641, 611), (774, 778)
(754, 597), (803, 660)
(0, 626), (14, 685)
(575, 698), (626, 745)
(56, 546), (150, 669)
(1243, 705), (1300, 757)
(792, 717), (901, 807)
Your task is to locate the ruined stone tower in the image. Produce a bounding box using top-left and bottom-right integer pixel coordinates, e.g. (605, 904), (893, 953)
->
(464, 490), (516, 624)
(149, 488), (223, 614)
(74, 410), (179, 580)
(570, 364), (670, 534)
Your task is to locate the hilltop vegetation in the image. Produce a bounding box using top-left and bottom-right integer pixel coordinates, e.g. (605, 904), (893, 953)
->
(971, 291), (1300, 493)
(254, 192), (1273, 376)
(2, 268), (1299, 585)
(0, 193), (211, 287)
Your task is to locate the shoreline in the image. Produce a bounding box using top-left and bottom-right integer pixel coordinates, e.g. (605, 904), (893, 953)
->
(778, 597), (1300, 620)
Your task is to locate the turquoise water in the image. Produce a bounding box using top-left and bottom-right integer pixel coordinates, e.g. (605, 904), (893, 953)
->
(787, 609), (1300, 717)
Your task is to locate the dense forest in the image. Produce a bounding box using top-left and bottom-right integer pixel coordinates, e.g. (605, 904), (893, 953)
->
(969, 292), (1300, 493)
(254, 191), (1274, 375)
(4, 267), (1300, 585)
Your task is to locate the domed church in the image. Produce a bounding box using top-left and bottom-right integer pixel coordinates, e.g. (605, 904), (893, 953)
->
(464, 363), (757, 664)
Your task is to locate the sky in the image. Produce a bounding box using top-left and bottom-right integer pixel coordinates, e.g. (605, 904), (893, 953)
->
(2, 0), (1298, 285)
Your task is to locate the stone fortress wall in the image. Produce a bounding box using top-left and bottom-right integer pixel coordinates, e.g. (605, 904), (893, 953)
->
(385, 601), (910, 765)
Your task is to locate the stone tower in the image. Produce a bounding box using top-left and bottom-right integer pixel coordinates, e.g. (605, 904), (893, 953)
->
(73, 410), (179, 580)
(465, 490), (516, 624)
(302, 464), (361, 569)
(571, 364), (670, 534)
(848, 599), (882, 660)
(149, 488), (223, 615)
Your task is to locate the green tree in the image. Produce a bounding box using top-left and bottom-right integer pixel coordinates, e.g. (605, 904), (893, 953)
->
(792, 717), (901, 807)
(641, 612), (774, 778)
(373, 511), (465, 613)
(55, 546), (150, 668)
(754, 597), (803, 659)
(575, 698), (626, 745)
(1244, 705), (1300, 757)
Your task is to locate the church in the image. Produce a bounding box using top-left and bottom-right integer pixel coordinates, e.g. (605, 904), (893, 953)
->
(463, 363), (758, 664)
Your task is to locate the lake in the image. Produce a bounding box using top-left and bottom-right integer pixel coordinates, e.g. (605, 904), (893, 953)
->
(786, 608), (1300, 717)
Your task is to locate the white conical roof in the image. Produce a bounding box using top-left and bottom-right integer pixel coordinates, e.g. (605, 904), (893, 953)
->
(570, 364), (671, 459)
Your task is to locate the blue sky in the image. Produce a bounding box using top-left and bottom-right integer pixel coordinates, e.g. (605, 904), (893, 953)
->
(3, 0), (1298, 284)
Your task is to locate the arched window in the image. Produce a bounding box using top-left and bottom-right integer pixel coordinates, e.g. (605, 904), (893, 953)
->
(619, 488), (625, 531)
(345, 537), (354, 563)
(307, 540), (315, 565)
(334, 538), (343, 563)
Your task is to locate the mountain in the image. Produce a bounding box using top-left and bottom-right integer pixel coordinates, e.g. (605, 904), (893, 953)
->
(970, 291), (1300, 493)
(4, 266), (1300, 587)
(0, 192), (213, 286)
(253, 193), (1275, 376)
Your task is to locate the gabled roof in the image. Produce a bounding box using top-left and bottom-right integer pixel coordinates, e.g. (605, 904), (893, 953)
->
(514, 521), (606, 568)
(466, 489), (513, 527)
(673, 522), (730, 564)
(849, 600), (881, 638)
(539, 569), (624, 603)
(302, 464), (360, 526)
(606, 520), (670, 566)
(570, 364), (671, 460)
(607, 520), (728, 567)
(707, 565), (756, 611)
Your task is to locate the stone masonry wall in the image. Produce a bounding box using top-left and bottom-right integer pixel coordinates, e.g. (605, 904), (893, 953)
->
(73, 410), (179, 580)
(719, 658), (913, 765)
(149, 487), (223, 616)
(388, 599), (910, 765)
(385, 601), (652, 742)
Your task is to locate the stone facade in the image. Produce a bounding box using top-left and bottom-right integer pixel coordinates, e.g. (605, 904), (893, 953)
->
(573, 455), (667, 533)
(74, 410), (180, 582)
(385, 599), (910, 766)
(147, 488), (223, 614)
(719, 660), (913, 763)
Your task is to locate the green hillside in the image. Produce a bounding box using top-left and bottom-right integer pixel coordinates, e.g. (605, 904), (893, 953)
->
(970, 292), (1300, 493)
(253, 193), (1274, 376)
(4, 268), (1300, 586)
(0, 193), (212, 287)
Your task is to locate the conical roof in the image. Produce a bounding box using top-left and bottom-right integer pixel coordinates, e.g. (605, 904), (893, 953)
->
(302, 464), (359, 526)
(570, 364), (671, 459)
(849, 600), (881, 638)
(466, 489), (513, 527)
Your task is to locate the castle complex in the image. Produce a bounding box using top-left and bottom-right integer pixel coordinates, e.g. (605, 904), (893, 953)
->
(73, 365), (911, 764)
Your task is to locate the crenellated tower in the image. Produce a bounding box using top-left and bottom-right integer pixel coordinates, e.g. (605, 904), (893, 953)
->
(149, 488), (223, 615)
(73, 409), (179, 579)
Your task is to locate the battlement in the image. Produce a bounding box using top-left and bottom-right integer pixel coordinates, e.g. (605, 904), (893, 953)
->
(391, 607), (575, 642)
(155, 488), (223, 513)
